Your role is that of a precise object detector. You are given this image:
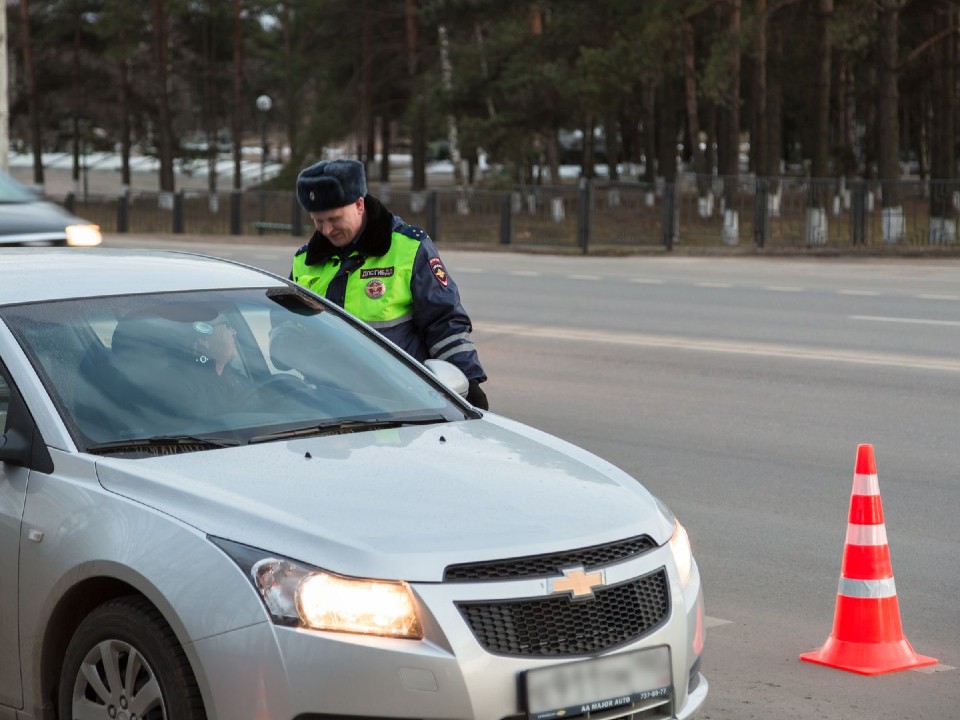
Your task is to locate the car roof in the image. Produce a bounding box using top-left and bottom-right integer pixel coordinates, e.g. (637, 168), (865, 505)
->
(0, 248), (287, 305)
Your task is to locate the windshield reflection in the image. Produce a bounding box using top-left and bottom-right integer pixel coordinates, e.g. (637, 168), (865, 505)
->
(1, 288), (468, 452)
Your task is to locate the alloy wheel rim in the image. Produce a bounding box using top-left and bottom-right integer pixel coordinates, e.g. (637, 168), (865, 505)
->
(71, 639), (166, 720)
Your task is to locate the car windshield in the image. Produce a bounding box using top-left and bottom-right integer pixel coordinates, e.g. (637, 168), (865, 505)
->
(1, 287), (470, 454)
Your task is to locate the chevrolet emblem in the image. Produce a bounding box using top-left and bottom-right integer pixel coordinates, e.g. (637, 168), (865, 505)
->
(549, 566), (605, 600)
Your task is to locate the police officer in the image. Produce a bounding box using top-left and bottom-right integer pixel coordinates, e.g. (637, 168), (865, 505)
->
(290, 159), (489, 409)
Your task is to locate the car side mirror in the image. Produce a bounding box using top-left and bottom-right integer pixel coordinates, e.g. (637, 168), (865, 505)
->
(0, 427), (32, 467)
(423, 359), (469, 398)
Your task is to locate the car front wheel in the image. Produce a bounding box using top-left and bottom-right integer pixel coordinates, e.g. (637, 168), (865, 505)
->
(58, 595), (206, 720)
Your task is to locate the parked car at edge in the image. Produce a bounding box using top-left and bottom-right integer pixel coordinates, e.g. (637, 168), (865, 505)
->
(0, 171), (101, 247)
(0, 248), (706, 720)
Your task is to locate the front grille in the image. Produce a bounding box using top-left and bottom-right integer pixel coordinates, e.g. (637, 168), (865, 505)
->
(456, 567), (670, 657)
(443, 535), (657, 581)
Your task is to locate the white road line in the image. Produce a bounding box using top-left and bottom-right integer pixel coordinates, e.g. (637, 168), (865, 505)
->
(838, 289), (879, 296)
(917, 293), (960, 300)
(765, 286), (804, 292)
(695, 282), (732, 288)
(478, 321), (960, 372)
(704, 616), (733, 629)
(568, 274), (601, 281)
(914, 664), (957, 674)
(509, 270), (541, 277)
(629, 278), (664, 284)
(851, 315), (960, 327)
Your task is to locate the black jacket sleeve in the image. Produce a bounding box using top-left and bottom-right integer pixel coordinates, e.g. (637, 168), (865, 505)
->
(409, 237), (486, 383)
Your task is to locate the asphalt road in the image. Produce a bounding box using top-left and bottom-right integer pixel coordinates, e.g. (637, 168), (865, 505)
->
(105, 235), (960, 719)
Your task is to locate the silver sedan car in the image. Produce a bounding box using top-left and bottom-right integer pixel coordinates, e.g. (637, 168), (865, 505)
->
(0, 248), (707, 720)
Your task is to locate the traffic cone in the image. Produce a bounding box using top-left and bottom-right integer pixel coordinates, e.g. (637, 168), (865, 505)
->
(800, 444), (937, 675)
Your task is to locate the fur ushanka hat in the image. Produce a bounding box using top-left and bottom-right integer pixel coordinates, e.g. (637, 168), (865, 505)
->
(296, 159), (368, 212)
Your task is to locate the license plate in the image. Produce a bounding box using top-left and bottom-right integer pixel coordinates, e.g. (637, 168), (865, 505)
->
(523, 646), (672, 720)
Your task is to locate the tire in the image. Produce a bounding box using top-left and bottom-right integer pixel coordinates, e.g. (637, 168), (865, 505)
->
(58, 596), (206, 720)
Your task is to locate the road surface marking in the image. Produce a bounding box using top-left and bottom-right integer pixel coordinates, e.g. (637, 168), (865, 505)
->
(704, 616), (733, 629)
(568, 274), (601, 281)
(629, 278), (664, 284)
(851, 315), (960, 327)
(479, 321), (960, 372)
(917, 293), (959, 300)
(509, 270), (541, 277)
(914, 664), (956, 674)
(695, 282), (732, 288)
(838, 289), (879, 296)
(765, 286), (804, 292)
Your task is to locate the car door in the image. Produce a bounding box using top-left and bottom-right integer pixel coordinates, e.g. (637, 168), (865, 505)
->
(0, 365), (27, 708)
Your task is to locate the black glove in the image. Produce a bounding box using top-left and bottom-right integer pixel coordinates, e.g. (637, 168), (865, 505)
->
(466, 379), (489, 410)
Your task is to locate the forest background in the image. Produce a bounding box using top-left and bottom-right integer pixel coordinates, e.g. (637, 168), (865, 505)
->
(5, 0), (960, 226)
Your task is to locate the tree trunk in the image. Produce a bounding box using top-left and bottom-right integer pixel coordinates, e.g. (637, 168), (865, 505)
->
(71, 20), (81, 191)
(118, 57), (131, 189)
(202, 11), (218, 197)
(152, 0), (175, 194)
(380, 116), (391, 183)
(768, 22), (783, 178)
(405, 0), (426, 191)
(605, 114), (620, 181)
(806, 0), (833, 245)
(720, 0), (741, 244)
(232, 0), (243, 190)
(642, 82), (656, 184)
(932, 4), (956, 181)
(546, 131), (560, 185)
(438, 24), (462, 185)
(682, 20), (709, 199)
(877, 0), (902, 241)
(360, 0), (374, 167)
(928, 3), (957, 242)
(811, 0), (832, 182)
(281, 1), (297, 161)
(835, 61), (857, 177)
(18, 0), (43, 188)
(753, 0), (768, 177)
(582, 114), (596, 179)
(656, 81), (677, 184)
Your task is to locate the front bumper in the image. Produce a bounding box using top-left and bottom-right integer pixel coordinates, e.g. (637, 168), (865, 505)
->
(188, 547), (707, 720)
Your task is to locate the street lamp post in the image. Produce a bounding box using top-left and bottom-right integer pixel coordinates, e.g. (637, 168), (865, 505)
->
(256, 94), (272, 187)
(255, 95), (272, 234)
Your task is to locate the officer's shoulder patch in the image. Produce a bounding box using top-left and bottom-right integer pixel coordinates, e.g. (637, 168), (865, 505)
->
(429, 257), (449, 287)
(395, 223), (429, 242)
(294, 242), (309, 256)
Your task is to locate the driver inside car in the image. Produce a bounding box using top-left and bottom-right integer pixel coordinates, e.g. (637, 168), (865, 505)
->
(191, 316), (246, 410)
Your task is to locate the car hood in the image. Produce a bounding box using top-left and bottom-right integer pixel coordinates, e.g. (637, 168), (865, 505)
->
(94, 414), (673, 581)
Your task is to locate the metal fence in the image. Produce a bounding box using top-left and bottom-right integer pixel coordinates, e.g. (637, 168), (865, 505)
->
(60, 175), (960, 252)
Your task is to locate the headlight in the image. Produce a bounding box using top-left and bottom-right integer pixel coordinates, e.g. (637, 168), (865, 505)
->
(65, 224), (102, 246)
(212, 537), (423, 639)
(669, 520), (693, 586)
(653, 496), (694, 587)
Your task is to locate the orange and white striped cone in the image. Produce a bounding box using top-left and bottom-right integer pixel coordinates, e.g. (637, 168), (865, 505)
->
(800, 443), (937, 675)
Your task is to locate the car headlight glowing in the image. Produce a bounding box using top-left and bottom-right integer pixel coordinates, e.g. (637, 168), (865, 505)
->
(669, 520), (693, 586)
(298, 572), (422, 638)
(65, 224), (102, 246)
(210, 538), (423, 639)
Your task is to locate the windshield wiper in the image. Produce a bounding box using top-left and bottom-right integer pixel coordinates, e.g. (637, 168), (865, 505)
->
(86, 434), (242, 455)
(247, 416), (447, 445)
